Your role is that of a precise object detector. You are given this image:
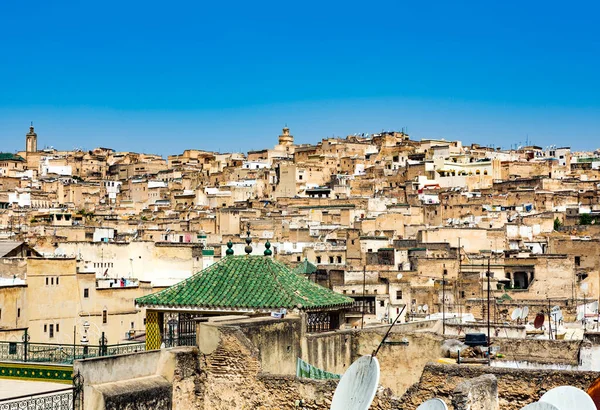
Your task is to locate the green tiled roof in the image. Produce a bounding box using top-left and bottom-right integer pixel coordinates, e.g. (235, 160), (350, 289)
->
(292, 258), (318, 275)
(136, 255), (353, 311)
(0, 153), (25, 162)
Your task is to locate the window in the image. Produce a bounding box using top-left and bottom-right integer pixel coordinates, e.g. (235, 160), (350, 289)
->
(46, 277), (49, 285)
(17, 308), (20, 318)
(336, 256), (342, 263)
(56, 324), (59, 332)
(84, 288), (89, 298)
(102, 310), (107, 324)
(296, 256), (301, 262)
(316, 256), (322, 264)
(44, 324), (47, 332)
(131, 322), (134, 329)
(396, 290), (403, 300)
(575, 256), (581, 266)
(51, 277), (54, 285)
(49, 324), (54, 338)
(56, 277), (59, 285)
(374, 289), (378, 294)
(329, 256), (334, 264)
(0, 308), (2, 319)
(380, 300), (385, 307)
(299, 175), (303, 180)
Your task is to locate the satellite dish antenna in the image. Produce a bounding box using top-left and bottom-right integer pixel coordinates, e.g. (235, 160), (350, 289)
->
(396, 273), (403, 280)
(550, 306), (563, 322)
(423, 304), (429, 312)
(539, 386), (596, 410)
(417, 398), (448, 410)
(330, 355), (380, 410)
(520, 402), (559, 410)
(418, 305), (423, 312)
(581, 283), (589, 294)
(521, 306), (529, 320)
(511, 308), (522, 321)
(534, 313), (545, 329)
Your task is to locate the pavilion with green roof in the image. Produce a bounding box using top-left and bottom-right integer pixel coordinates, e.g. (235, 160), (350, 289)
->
(292, 258), (318, 276)
(136, 241), (353, 350)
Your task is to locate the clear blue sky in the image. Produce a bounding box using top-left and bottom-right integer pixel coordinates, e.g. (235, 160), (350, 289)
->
(1, 1), (599, 155)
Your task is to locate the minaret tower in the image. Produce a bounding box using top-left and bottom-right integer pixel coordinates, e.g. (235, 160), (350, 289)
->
(25, 124), (37, 153)
(278, 126), (294, 146)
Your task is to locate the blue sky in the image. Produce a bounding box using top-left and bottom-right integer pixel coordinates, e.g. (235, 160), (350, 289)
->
(1, 1), (599, 155)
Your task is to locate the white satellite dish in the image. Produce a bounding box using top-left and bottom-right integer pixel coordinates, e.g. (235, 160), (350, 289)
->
(521, 306), (529, 320)
(511, 308), (522, 321)
(539, 386), (595, 410)
(520, 402), (559, 410)
(550, 306), (563, 322)
(418, 305), (423, 312)
(330, 355), (380, 410)
(581, 283), (589, 294)
(396, 273), (403, 280)
(417, 398), (448, 410)
(423, 304), (429, 312)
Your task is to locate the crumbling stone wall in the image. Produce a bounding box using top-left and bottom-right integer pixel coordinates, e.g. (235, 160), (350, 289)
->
(494, 337), (581, 365)
(352, 331), (444, 396)
(452, 374), (499, 410)
(401, 363), (600, 410)
(199, 321), (399, 409)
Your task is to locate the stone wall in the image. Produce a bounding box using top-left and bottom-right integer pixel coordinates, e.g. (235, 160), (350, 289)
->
(353, 331), (444, 396)
(401, 363), (600, 410)
(302, 330), (353, 375)
(494, 337), (581, 365)
(74, 347), (204, 410)
(452, 374), (499, 410)
(198, 319), (398, 409)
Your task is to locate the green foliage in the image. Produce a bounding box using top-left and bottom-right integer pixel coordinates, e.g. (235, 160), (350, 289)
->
(554, 217), (562, 230)
(141, 215), (148, 221)
(579, 213), (593, 225)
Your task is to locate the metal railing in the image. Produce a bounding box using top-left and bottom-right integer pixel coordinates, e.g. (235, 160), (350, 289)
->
(0, 340), (145, 364)
(162, 334), (196, 348)
(0, 387), (74, 410)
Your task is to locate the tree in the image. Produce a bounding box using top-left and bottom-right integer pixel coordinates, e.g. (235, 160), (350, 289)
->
(554, 217), (562, 230)
(579, 213), (593, 225)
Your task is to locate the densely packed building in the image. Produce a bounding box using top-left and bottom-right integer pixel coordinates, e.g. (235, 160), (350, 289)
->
(1, 124), (599, 345)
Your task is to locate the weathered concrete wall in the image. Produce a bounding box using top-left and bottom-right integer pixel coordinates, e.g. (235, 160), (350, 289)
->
(199, 317), (399, 409)
(494, 337), (581, 365)
(302, 330), (353, 375)
(401, 363), (600, 410)
(236, 316), (302, 375)
(353, 331), (444, 397)
(74, 347), (203, 410)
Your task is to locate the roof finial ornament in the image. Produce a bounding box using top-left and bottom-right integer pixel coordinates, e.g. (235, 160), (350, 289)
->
(226, 240), (234, 256)
(244, 223), (252, 255)
(264, 240), (272, 256)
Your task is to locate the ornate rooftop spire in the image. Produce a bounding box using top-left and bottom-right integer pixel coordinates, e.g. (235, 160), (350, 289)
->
(264, 240), (272, 256)
(225, 240), (234, 256)
(244, 223), (252, 255)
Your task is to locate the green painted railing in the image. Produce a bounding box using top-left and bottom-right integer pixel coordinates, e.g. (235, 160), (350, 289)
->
(0, 340), (145, 364)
